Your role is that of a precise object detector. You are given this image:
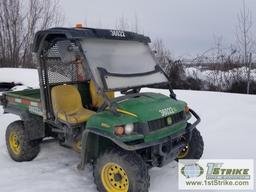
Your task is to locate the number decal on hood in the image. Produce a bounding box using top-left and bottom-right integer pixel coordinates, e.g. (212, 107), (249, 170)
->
(159, 107), (177, 117)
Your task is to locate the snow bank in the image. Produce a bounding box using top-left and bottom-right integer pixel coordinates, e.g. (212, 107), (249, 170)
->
(0, 68), (39, 88)
(0, 89), (256, 192)
(185, 67), (256, 80)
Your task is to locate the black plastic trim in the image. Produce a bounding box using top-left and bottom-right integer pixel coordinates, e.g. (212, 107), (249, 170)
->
(98, 65), (168, 92)
(98, 65), (161, 78)
(33, 27), (151, 52)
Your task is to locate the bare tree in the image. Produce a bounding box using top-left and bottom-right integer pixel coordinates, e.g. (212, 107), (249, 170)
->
(133, 13), (139, 33)
(115, 14), (141, 33)
(115, 15), (130, 31)
(0, 0), (64, 68)
(236, 0), (255, 94)
(152, 39), (173, 74)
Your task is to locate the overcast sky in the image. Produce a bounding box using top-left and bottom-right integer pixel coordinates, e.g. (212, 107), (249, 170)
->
(61, 0), (256, 58)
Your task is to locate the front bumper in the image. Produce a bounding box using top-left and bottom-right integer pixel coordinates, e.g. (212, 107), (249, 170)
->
(141, 109), (201, 167)
(79, 109), (200, 169)
(120, 109), (200, 151)
(86, 109), (200, 151)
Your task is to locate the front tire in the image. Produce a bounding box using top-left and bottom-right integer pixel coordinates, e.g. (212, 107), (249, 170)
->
(5, 120), (40, 162)
(177, 128), (204, 159)
(93, 149), (150, 192)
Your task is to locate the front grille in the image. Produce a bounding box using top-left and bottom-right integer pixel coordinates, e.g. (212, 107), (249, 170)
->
(148, 111), (185, 132)
(172, 111), (186, 123)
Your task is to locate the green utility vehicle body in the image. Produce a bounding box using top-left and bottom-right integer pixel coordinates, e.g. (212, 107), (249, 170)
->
(2, 88), (194, 158)
(0, 27), (203, 192)
(86, 92), (191, 142)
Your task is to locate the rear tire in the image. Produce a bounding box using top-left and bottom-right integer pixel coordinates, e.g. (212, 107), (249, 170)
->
(93, 149), (150, 192)
(5, 120), (40, 162)
(177, 128), (204, 160)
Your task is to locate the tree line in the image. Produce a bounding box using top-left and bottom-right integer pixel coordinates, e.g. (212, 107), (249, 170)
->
(0, 0), (254, 94)
(0, 0), (63, 68)
(151, 0), (255, 94)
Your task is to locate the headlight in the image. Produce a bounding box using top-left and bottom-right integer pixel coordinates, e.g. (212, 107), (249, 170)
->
(124, 124), (134, 135)
(114, 126), (125, 136)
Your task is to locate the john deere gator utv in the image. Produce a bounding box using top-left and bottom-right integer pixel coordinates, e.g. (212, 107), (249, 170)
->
(0, 26), (204, 192)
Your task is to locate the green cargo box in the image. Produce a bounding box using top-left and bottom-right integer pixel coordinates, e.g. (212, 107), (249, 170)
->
(2, 89), (43, 116)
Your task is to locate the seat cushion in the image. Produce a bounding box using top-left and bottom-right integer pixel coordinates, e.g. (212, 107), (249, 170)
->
(57, 107), (96, 124)
(51, 85), (83, 115)
(89, 80), (114, 108)
(51, 85), (96, 124)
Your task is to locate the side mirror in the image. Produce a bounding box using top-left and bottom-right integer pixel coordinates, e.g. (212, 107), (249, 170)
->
(56, 40), (80, 64)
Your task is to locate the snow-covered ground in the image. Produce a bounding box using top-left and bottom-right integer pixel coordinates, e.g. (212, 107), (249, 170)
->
(0, 88), (256, 192)
(186, 67), (256, 89)
(0, 68), (39, 96)
(0, 68), (39, 88)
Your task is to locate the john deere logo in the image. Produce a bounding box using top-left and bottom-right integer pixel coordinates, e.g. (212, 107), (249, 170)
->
(181, 163), (204, 178)
(166, 116), (172, 125)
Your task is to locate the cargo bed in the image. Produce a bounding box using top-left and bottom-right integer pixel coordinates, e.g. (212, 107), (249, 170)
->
(1, 89), (43, 116)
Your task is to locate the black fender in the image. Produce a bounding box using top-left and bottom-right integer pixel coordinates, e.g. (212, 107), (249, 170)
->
(78, 128), (139, 170)
(77, 127), (188, 170)
(3, 106), (45, 141)
(20, 112), (45, 141)
(78, 128), (117, 170)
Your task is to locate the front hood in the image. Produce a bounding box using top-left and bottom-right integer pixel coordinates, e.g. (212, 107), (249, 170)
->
(116, 92), (186, 121)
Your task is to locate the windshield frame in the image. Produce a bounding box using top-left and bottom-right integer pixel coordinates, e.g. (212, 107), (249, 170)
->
(97, 65), (169, 91)
(80, 39), (169, 92)
(77, 39), (176, 112)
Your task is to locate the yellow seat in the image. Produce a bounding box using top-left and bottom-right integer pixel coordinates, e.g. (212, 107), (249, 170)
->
(89, 80), (114, 108)
(51, 85), (95, 124)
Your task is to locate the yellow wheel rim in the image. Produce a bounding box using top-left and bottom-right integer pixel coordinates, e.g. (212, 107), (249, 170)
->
(73, 140), (82, 153)
(178, 144), (189, 159)
(101, 162), (129, 192)
(9, 131), (21, 155)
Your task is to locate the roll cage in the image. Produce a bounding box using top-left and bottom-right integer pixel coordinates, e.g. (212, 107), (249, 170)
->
(32, 27), (176, 119)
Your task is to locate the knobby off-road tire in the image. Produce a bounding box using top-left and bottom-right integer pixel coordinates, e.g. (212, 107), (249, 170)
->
(6, 120), (40, 162)
(93, 149), (150, 192)
(177, 128), (204, 160)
